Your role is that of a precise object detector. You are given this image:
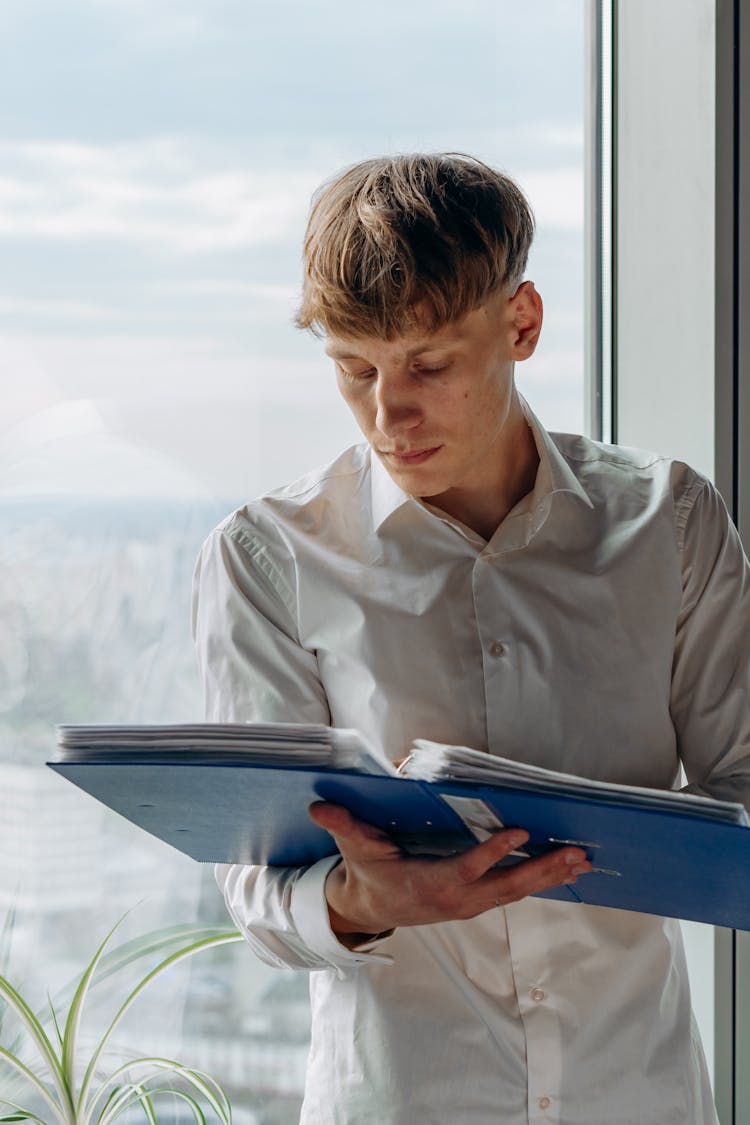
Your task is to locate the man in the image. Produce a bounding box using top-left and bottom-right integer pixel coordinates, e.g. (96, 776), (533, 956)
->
(192, 154), (750, 1124)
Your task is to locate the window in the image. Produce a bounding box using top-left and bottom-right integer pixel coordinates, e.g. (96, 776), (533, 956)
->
(0, 3), (585, 1119)
(606, 0), (718, 1094)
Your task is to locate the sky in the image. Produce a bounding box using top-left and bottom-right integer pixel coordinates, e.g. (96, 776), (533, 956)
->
(0, 0), (585, 500)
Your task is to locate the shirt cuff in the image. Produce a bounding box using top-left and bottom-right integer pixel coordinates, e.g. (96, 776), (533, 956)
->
(291, 855), (394, 969)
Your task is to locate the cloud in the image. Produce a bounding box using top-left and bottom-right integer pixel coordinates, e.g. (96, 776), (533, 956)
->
(50, 0), (215, 44)
(0, 138), (323, 252)
(0, 329), (332, 408)
(150, 279), (300, 308)
(517, 168), (583, 233)
(521, 348), (584, 384)
(0, 135), (582, 265)
(0, 398), (213, 499)
(0, 295), (123, 322)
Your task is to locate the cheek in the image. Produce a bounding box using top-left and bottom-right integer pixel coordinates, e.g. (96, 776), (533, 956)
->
(335, 377), (359, 408)
(338, 387), (374, 431)
(475, 376), (512, 416)
(460, 384), (510, 442)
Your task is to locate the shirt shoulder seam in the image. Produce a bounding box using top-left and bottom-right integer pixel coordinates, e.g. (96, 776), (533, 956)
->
(218, 518), (299, 632)
(675, 476), (709, 555)
(262, 458), (368, 504)
(554, 440), (666, 473)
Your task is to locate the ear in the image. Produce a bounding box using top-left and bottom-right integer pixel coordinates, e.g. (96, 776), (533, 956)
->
(508, 281), (543, 360)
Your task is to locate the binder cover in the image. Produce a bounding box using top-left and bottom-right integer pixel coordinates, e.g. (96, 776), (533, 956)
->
(48, 758), (750, 930)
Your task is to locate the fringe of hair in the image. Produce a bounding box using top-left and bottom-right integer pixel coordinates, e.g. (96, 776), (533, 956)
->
(296, 153), (535, 339)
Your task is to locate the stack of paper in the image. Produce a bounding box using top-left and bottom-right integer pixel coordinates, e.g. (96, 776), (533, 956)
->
(55, 722), (395, 774)
(403, 740), (750, 826)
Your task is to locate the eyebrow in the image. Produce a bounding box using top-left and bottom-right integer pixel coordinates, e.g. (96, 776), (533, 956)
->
(325, 339), (458, 361)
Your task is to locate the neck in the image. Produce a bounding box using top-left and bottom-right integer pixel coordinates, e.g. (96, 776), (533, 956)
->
(424, 400), (540, 541)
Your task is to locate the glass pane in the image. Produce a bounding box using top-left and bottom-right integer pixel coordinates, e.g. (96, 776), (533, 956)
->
(681, 922), (716, 1081)
(0, 2), (585, 1121)
(615, 0), (717, 1092)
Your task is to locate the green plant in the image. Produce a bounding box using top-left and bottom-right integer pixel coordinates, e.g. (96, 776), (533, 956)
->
(0, 916), (243, 1124)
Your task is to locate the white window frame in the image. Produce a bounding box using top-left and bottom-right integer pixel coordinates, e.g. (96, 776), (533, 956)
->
(715, 2), (750, 1122)
(586, 2), (750, 1119)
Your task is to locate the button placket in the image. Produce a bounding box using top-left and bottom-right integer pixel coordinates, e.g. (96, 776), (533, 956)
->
(473, 553), (522, 754)
(505, 902), (563, 1125)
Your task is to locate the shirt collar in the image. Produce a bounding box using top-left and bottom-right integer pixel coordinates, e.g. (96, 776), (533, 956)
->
(370, 445), (413, 532)
(369, 397), (594, 534)
(519, 398), (594, 511)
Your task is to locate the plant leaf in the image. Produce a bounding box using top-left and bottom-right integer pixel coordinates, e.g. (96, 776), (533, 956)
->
(145, 1061), (231, 1124)
(91, 1081), (155, 1125)
(97, 1080), (205, 1125)
(61, 913), (130, 1101)
(0, 908), (16, 1041)
(0, 980), (74, 1123)
(26, 924), (231, 1052)
(91, 925), (235, 988)
(89, 1058), (231, 1125)
(77, 932), (241, 1121)
(0, 909), (15, 978)
(0, 1094), (48, 1124)
(33, 922), (234, 1050)
(95, 1081), (140, 1125)
(130, 1088), (205, 1125)
(85, 1058), (175, 1123)
(0, 1045), (66, 1122)
(47, 993), (64, 1050)
(135, 1089), (157, 1125)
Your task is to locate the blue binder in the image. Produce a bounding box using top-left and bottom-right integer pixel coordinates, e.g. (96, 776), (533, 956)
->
(48, 757), (750, 931)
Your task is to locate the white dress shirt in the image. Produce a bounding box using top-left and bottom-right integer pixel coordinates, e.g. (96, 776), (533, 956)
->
(192, 404), (750, 1125)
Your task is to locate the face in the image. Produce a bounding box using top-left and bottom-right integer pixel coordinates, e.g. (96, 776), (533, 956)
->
(325, 284), (543, 509)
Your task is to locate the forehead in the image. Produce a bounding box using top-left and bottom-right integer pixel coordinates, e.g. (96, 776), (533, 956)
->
(323, 308), (484, 362)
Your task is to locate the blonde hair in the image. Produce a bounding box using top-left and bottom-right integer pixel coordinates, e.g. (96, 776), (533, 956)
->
(296, 153), (535, 339)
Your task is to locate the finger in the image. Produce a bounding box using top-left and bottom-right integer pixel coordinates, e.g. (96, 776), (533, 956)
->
(482, 847), (592, 905)
(308, 801), (401, 861)
(450, 828), (532, 884)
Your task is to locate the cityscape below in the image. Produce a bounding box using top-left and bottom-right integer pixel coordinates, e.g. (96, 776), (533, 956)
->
(0, 496), (311, 1124)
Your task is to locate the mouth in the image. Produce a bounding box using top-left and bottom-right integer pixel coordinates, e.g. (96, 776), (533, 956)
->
(381, 446), (442, 466)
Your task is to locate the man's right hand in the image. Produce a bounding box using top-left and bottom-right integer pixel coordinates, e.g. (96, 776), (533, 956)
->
(308, 801), (592, 941)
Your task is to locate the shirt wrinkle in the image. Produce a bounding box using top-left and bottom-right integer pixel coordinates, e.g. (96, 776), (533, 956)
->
(562, 444), (665, 471)
(226, 524), (298, 627)
(266, 453), (367, 503)
(674, 477), (710, 554)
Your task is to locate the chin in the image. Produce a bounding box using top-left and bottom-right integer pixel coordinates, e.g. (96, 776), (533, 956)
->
(389, 468), (450, 499)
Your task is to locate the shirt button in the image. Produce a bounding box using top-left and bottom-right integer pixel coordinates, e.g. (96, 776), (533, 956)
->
(538, 1096), (551, 1110)
(530, 987), (546, 1002)
(488, 640), (505, 657)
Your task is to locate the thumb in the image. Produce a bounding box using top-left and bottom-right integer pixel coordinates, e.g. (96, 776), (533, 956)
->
(308, 801), (400, 861)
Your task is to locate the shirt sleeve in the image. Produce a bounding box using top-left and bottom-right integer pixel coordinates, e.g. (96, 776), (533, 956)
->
(671, 478), (750, 809)
(192, 516), (393, 973)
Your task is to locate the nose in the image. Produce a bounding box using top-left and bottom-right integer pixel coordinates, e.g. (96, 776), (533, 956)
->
(374, 372), (423, 438)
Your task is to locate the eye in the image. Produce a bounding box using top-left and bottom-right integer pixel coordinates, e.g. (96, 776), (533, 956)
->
(415, 361), (450, 376)
(337, 363), (376, 383)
